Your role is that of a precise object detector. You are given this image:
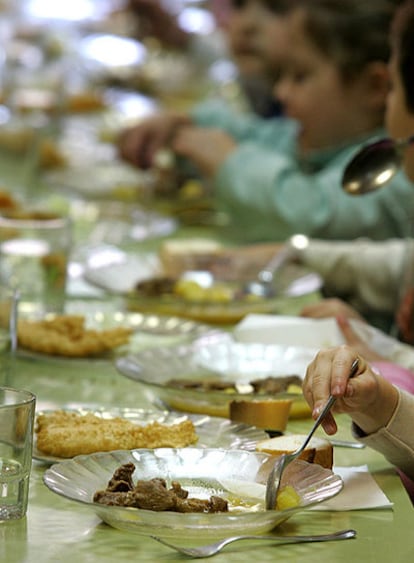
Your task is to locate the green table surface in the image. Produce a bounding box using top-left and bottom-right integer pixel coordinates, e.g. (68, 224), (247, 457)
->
(1, 351), (412, 563)
(0, 73), (412, 563)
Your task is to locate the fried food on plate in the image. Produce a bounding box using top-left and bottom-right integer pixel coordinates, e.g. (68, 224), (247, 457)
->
(36, 411), (198, 457)
(17, 314), (133, 357)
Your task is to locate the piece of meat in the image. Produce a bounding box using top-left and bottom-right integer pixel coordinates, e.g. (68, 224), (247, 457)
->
(93, 464), (229, 513)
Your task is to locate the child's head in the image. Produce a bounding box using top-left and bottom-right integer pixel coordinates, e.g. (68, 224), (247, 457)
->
(226, 1), (292, 81)
(272, 0), (396, 154)
(386, 0), (414, 180)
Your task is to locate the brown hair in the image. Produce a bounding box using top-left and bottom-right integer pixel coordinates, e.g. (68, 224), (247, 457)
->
(230, 0), (294, 13)
(392, 0), (414, 112)
(294, 0), (397, 81)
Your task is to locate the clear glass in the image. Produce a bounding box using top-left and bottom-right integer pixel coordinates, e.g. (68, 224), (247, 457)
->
(0, 211), (72, 317)
(0, 387), (36, 520)
(0, 284), (18, 386)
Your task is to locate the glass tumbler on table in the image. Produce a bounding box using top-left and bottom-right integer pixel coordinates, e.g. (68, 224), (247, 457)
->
(0, 387), (36, 520)
(0, 211), (72, 318)
(0, 283), (18, 386)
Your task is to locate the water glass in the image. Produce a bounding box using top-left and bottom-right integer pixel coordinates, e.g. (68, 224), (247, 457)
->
(0, 283), (18, 386)
(0, 211), (71, 317)
(0, 387), (36, 520)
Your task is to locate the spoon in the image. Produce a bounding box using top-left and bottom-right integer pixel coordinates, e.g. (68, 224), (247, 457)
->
(265, 358), (359, 510)
(342, 135), (414, 195)
(151, 529), (356, 558)
(243, 234), (309, 298)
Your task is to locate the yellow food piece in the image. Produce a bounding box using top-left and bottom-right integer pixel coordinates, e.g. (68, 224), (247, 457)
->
(17, 315), (133, 357)
(276, 485), (301, 511)
(173, 279), (233, 303)
(36, 411), (198, 458)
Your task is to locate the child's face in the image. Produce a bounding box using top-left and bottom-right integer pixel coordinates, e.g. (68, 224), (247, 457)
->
(386, 54), (414, 182)
(226, 1), (287, 81)
(272, 10), (384, 154)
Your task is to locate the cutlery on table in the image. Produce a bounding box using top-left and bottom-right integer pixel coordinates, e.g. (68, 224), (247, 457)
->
(151, 529), (356, 558)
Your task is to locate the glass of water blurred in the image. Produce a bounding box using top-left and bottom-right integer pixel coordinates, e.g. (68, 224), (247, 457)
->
(0, 211), (71, 318)
(0, 283), (18, 386)
(0, 387), (36, 520)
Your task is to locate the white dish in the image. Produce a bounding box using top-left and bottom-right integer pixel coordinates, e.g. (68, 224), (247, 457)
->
(115, 339), (316, 418)
(33, 407), (267, 464)
(84, 252), (322, 324)
(18, 311), (219, 362)
(84, 251), (322, 297)
(43, 448), (343, 538)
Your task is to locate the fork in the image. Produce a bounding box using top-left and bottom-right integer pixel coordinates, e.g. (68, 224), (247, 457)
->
(150, 529), (356, 558)
(265, 358), (359, 510)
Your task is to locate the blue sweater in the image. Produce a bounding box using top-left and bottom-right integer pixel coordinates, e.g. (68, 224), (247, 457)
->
(191, 100), (414, 242)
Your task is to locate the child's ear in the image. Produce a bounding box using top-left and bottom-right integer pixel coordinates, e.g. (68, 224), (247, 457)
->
(362, 61), (390, 110)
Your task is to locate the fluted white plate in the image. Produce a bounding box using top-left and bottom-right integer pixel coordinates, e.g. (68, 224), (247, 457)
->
(18, 311), (220, 362)
(115, 338), (316, 416)
(43, 448), (343, 538)
(33, 407), (267, 464)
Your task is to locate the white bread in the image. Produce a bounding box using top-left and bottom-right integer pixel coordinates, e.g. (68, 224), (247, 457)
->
(255, 434), (333, 469)
(229, 399), (292, 431)
(159, 238), (222, 278)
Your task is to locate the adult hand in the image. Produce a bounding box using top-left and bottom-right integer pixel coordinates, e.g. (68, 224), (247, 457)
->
(117, 113), (191, 169)
(301, 298), (365, 321)
(172, 126), (237, 177)
(303, 345), (399, 437)
(335, 315), (387, 362)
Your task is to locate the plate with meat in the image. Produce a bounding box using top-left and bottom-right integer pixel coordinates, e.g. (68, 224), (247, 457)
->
(115, 338), (317, 419)
(43, 448), (343, 538)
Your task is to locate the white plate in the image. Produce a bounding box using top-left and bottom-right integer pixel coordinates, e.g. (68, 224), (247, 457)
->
(84, 251), (321, 297)
(43, 448), (343, 538)
(18, 311), (220, 362)
(115, 339), (316, 417)
(33, 407), (267, 464)
(84, 252), (322, 324)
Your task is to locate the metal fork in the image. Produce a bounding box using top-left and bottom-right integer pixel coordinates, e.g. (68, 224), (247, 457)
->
(151, 529), (356, 558)
(265, 358), (359, 510)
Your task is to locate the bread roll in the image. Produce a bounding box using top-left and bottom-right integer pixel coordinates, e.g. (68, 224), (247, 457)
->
(159, 238), (222, 278)
(229, 399), (292, 431)
(256, 434), (333, 469)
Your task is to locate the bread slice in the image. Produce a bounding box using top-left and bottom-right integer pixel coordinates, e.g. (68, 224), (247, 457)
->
(229, 399), (292, 431)
(256, 434), (333, 469)
(159, 238), (222, 278)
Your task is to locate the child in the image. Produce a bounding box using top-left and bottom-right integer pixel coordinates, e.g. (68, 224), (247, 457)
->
(119, 0), (414, 243)
(303, 0), (414, 496)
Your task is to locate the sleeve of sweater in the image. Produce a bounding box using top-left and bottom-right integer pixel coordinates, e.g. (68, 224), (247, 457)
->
(190, 104), (414, 243)
(291, 238), (411, 313)
(352, 389), (414, 480)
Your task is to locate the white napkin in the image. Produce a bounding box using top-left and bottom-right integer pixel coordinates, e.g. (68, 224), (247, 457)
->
(313, 465), (393, 511)
(234, 314), (400, 358)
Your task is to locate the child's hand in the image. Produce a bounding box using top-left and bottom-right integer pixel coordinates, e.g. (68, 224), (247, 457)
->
(118, 113), (191, 169)
(172, 127), (237, 177)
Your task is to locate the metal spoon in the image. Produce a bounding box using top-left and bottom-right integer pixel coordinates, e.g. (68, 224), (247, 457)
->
(265, 358), (359, 510)
(342, 135), (414, 195)
(243, 234), (309, 298)
(151, 529), (356, 558)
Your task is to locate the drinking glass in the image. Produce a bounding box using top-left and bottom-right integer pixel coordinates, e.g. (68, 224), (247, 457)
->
(0, 211), (71, 317)
(0, 283), (18, 386)
(0, 387), (36, 520)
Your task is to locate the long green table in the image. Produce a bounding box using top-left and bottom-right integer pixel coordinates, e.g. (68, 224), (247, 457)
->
(1, 351), (412, 563)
